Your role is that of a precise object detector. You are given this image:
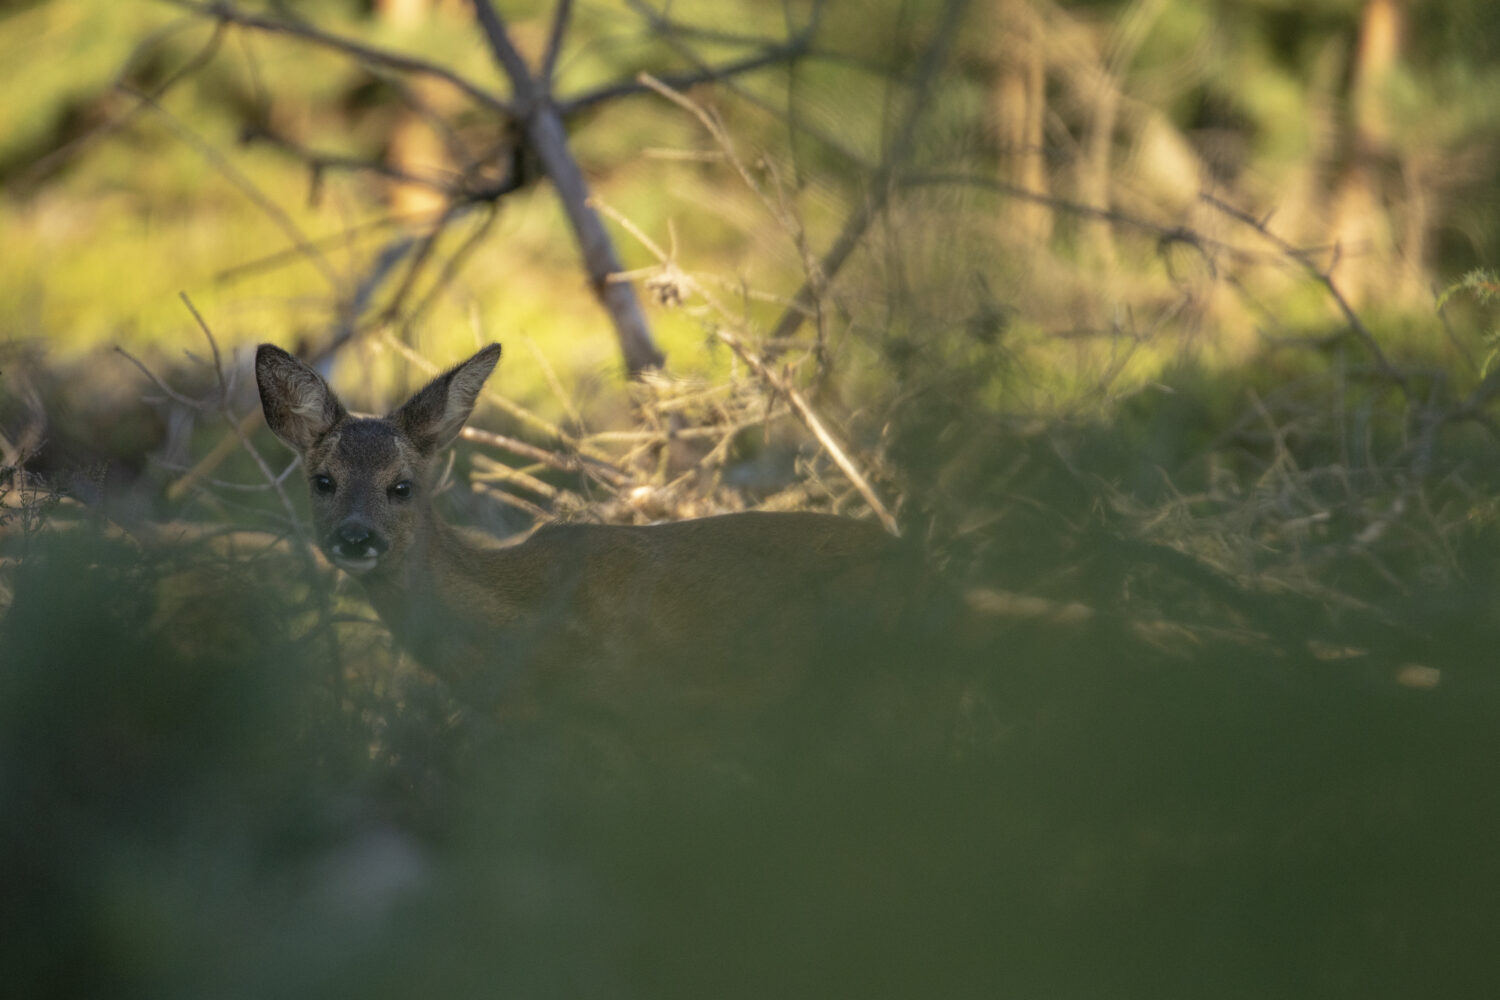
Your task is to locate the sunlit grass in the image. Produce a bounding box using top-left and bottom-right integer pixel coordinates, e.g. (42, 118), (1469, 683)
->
(1, 0), (1495, 434)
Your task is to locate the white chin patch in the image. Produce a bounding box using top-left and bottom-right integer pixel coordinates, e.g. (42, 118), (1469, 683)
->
(332, 553), (380, 574)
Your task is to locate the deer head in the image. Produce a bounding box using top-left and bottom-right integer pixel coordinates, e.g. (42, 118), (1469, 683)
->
(254, 343), (502, 577)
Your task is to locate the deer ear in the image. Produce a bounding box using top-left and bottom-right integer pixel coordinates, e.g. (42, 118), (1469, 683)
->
(392, 343), (502, 454)
(255, 345), (347, 454)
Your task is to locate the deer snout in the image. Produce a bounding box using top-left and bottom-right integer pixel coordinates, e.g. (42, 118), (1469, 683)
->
(326, 520), (390, 574)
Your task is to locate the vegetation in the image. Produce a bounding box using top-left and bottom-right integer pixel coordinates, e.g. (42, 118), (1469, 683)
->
(5, 0), (1500, 995)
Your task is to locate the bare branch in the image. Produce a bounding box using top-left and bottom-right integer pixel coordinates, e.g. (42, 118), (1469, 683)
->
(540, 0), (573, 91)
(622, 0), (817, 49)
(406, 205), (503, 328)
(470, 454), (569, 503)
(377, 204), (463, 321)
(164, 0), (517, 116)
(615, 1), (868, 174)
(468, 0), (665, 373)
(239, 122), (455, 193)
(559, 38), (813, 117)
(467, 0), (537, 102)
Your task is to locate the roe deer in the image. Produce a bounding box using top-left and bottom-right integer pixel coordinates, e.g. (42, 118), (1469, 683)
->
(254, 343), (916, 729)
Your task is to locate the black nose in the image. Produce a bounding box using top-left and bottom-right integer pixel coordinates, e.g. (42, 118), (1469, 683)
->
(330, 521), (389, 559)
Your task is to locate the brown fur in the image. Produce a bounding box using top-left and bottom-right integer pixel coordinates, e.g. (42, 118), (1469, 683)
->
(255, 344), (912, 724)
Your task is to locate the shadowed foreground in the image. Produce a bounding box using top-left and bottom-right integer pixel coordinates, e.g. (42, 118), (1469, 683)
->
(2, 525), (1499, 999)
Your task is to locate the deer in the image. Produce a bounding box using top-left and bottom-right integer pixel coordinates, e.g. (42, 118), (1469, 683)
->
(254, 343), (928, 754)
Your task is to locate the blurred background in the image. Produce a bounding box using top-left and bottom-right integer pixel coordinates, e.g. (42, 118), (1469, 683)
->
(4, 0), (1500, 996)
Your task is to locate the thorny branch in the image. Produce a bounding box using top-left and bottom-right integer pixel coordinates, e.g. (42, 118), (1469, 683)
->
(589, 188), (900, 535)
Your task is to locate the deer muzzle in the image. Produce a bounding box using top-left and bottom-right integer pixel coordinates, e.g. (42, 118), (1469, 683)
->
(326, 520), (390, 574)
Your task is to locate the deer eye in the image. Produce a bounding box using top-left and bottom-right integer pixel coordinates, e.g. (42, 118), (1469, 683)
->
(389, 481), (413, 501)
(312, 474), (336, 495)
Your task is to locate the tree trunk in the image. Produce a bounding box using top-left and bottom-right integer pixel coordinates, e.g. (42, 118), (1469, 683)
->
(1329, 0), (1404, 305)
(990, 0), (1052, 241)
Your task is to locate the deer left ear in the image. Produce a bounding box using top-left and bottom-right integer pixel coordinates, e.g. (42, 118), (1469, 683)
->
(392, 343), (502, 454)
(256, 344), (347, 453)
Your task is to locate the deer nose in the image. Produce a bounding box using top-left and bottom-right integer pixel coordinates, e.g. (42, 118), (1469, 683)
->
(330, 521), (389, 560)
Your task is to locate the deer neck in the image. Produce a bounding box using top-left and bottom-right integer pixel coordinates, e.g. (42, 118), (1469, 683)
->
(355, 509), (521, 686)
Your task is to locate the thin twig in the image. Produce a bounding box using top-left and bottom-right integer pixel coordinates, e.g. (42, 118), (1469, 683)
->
(126, 86), (343, 292)
(115, 347), (208, 409)
(461, 426), (628, 488)
(1202, 192), (1412, 398)
(470, 455), (567, 501)
(215, 214), (412, 284)
(560, 39), (814, 116)
(406, 204), (503, 328)
(904, 172), (1259, 263)
(473, 482), (551, 520)
(715, 328), (900, 536)
(523, 335), (585, 433)
(178, 294), (306, 534)
(240, 122), (455, 193)
(636, 73), (795, 232)
(379, 203), (463, 321)
(622, 0), (817, 49)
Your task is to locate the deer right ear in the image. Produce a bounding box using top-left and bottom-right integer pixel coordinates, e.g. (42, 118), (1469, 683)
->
(392, 343), (502, 455)
(255, 344), (346, 454)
